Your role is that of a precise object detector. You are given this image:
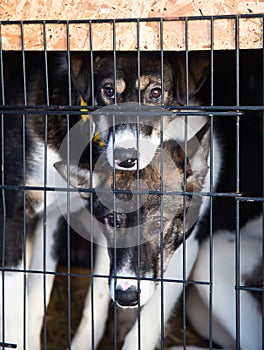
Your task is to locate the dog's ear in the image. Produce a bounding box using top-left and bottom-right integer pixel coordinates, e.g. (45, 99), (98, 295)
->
(70, 53), (91, 102)
(186, 120), (210, 160)
(175, 52), (210, 105)
(168, 117), (210, 174)
(54, 161), (104, 198)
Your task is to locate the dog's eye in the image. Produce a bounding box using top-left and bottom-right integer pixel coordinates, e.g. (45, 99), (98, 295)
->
(105, 214), (121, 228)
(152, 217), (168, 231)
(104, 85), (115, 99)
(149, 87), (162, 100)
(153, 220), (161, 229)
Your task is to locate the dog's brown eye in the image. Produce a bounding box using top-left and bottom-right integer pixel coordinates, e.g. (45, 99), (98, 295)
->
(149, 87), (162, 100)
(153, 220), (161, 229)
(104, 85), (115, 99)
(152, 218), (168, 231)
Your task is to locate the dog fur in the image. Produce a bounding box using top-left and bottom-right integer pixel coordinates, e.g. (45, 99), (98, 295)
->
(0, 50), (211, 349)
(55, 116), (220, 350)
(54, 51), (216, 350)
(2, 49), (261, 350)
(187, 215), (262, 350)
(89, 51), (210, 170)
(55, 51), (263, 350)
(0, 51), (95, 349)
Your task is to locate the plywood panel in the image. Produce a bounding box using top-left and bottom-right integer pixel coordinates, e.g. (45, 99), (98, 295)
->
(0, 0), (263, 50)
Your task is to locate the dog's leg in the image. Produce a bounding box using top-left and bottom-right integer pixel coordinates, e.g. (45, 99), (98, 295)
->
(27, 198), (65, 349)
(27, 173), (89, 349)
(0, 212), (28, 350)
(0, 263), (27, 350)
(71, 242), (110, 350)
(122, 236), (199, 350)
(187, 226), (262, 350)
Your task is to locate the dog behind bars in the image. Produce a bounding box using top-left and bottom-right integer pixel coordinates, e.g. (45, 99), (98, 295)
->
(57, 128), (262, 350)
(55, 121), (215, 349)
(0, 51), (211, 349)
(56, 51), (262, 350)
(54, 51), (218, 350)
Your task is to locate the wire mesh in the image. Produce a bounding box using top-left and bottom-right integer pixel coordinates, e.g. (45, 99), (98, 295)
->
(0, 14), (263, 350)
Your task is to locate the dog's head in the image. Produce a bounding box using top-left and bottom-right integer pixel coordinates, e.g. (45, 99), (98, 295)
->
(55, 118), (210, 308)
(70, 52), (210, 171)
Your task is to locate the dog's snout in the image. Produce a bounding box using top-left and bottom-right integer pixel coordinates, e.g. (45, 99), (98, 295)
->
(114, 147), (138, 169)
(115, 287), (139, 307)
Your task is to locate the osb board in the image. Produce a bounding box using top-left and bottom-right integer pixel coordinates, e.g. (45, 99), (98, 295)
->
(0, 0), (263, 50)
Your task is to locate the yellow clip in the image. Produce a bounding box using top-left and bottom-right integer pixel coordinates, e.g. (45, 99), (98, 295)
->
(80, 96), (90, 122)
(79, 96), (105, 147)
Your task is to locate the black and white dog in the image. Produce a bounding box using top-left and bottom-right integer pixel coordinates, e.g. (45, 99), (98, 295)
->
(91, 51), (210, 171)
(55, 51), (263, 350)
(0, 51), (211, 349)
(54, 51), (222, 350)
(56, 120), (218, 350)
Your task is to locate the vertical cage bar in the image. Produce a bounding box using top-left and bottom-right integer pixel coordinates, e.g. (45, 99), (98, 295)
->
(88, 19), (96, 350)
(234, 15), (241, 350)
(0, 22), (7, 348)
(160, 19), (164, 107)
(136, 113), (141, 350)
(65, 21), (73, 349)
(42, 21), (50, 350)
(112, 20), (117, 107)
(208, 16), (215, 350)
(181, 17), (189, 349)
(261, 18), (264, 349)
(19, 21), (28, 350)
(111, 75), (117, 350)
(89, 21), (95, 108)
(112, 117), (118, 350)
(159, 18), (165, 350)
(112, 19), (118, 350)
(136, 18), (141, 350)
(136, 19), (141, 106)
(110, 18), (118, 349)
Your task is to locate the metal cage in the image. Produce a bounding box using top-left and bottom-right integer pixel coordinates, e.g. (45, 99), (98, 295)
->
(0, 14), (263, 350)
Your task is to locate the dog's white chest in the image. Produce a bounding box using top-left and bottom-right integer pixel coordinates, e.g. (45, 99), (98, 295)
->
(26, 142), (63, 213)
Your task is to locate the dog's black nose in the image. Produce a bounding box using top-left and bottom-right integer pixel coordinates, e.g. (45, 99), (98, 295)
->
(115, 288), (139, 307)
(114, 147), (138, 169)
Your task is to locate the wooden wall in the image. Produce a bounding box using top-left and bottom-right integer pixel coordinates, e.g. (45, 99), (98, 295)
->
(1, 0), (263, 50)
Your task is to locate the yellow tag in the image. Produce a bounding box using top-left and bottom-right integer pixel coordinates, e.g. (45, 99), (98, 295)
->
(80, 96), (90, 122)
(93, 131), (105, 147)
(79, 97), (105, 147)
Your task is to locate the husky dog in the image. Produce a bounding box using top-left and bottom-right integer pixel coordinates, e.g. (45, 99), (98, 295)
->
(0, 50), (210, 349)
(55, 110), (220, 349)
(55, 51), (263, 350)
(54, 51), (213, 350)
(89, 51), (210, 171)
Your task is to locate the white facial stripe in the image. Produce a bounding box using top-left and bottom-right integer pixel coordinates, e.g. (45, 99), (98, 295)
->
(111, 128), (137, 150)
(107, 128), (160, 170)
